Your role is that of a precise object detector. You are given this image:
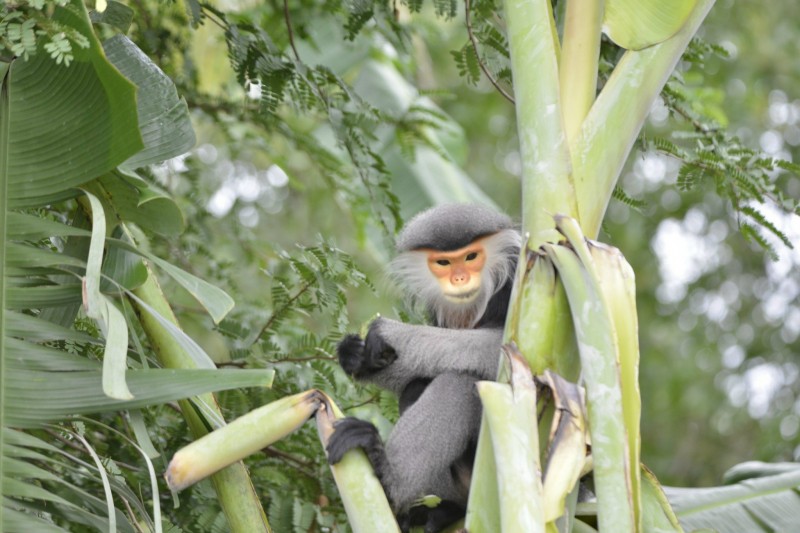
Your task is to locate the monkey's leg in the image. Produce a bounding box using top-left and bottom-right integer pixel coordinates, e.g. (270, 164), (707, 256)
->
(384, 373), (482, 516)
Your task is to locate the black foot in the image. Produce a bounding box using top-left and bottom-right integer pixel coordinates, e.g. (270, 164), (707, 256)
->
(326, 417), (382, 465)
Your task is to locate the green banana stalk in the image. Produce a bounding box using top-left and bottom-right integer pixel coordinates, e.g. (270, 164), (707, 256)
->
(555, 215), (644, 527)
(476, 346), (545, 533)
(166, 389), (399, 533)
(464, 414), (502, 533)
(166, 390), (324, 491)
(544, 216), (638, 532)
(589, 237), (643, 525)
(315, 398), (400, 533)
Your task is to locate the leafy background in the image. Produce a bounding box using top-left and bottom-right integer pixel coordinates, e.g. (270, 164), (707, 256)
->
(1, 0), (798, 530)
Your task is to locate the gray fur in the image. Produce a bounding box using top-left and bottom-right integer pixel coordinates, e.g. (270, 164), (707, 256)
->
(383, 373), (482, 510)
(396, 203), (514, 252)
(358, 319), (502, 514)
(362, 317), (502, 394)
(389, 229), (520, 329)
(333, 204), (518, 527)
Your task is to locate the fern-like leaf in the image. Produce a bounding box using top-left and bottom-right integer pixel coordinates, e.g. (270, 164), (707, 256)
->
(612, 185), (646, 210)
(740, 223), (778, 260)
(344, 0), (373, 41)
(740, 205), (793, 248)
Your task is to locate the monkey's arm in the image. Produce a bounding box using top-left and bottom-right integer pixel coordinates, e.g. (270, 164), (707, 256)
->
(338, 317), (502, 394)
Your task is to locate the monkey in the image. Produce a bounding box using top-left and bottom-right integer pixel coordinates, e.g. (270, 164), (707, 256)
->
(326, 203), (521, 533)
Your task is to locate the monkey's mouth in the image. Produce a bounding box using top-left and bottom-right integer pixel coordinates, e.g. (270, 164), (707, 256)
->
(443, 288), (480, 304)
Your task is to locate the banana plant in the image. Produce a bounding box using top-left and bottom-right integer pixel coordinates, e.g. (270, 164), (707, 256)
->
(165, 1), (800, 532)
(472, 0), (715, 531)
(1, 1), (274, 530)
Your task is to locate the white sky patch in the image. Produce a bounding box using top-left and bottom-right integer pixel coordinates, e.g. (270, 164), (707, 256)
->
(207, 185), (237, 218)
(205, 160), (291, 218)
(755, 204), (800, 341)
(759, 130), (784, 154)
(151, 153), (190, 185)
(722, 344), (746, 369)
(762, 204), (800, 280)
(624, 151), (681, 198)
(196, 143), (218, 165)
(743, 363), (787, 418)
(238, 205), (260, 228)
(639, 153), (667, 183)
(722, 361), (792, 419)
(235, 174), (262, 202)
(652, 209), (728, 303)
(648, 96), (670, 127)
(265, 164), (289, 187)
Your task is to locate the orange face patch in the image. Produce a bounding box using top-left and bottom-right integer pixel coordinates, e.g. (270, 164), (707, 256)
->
(423, 239), (487, 302)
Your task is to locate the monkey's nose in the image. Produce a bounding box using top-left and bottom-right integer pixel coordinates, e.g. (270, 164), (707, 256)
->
(451, 271), (469, 284)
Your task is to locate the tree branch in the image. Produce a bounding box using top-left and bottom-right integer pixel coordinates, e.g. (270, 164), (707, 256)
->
(283, 0), (301, 61)
(464, 0), (515, 104)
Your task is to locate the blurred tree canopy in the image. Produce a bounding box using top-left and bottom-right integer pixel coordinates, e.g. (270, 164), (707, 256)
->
(1, 0), (798, 530)
(150, 0), (800, 488)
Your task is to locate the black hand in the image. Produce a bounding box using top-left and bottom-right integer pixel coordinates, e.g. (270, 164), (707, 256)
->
(361, 318), (397, 371)
(337, 334), (366, 376)
(336, 320), (397, 377)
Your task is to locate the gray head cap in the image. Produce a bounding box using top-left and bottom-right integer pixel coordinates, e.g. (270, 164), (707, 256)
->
(396, 203), (513, 252)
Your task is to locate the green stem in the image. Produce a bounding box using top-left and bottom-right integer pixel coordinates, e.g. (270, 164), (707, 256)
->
(465, 418), (502, 533)
(503, 0), (578, 247)
(559, 0), (605, 146)
(574, 0), (717, 238)
(0, 61), (10, 533)
(131, 266), (272, 533)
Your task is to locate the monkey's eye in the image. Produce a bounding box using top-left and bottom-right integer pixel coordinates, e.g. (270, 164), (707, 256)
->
(436, 259), (450, 266)
(465, 252), (479, 261)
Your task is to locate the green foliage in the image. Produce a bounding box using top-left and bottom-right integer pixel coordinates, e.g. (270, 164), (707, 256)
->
(198, 2), (407, 237)
(3, 1), (270, 530)
(433, 0), (458, 19)
(612, 185), (646, 211)
(1, 1), (88, 65)
(450, 43), (482, 85)
(647, 38), (799, 256)
(395, 103), (456, 161)
(4, 0), (799, 531)
(454, 0), (513, 92)
(152, 225), (379, 529)
(254, 240), (372, 343)
(344, 0), (374, 40)
(446, 4), (798, 258)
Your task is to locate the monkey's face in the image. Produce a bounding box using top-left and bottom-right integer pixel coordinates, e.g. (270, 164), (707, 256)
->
(424, 239), (487, 304)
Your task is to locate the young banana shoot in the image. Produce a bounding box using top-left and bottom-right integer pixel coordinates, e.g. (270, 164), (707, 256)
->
(165, 389), (399, 533)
